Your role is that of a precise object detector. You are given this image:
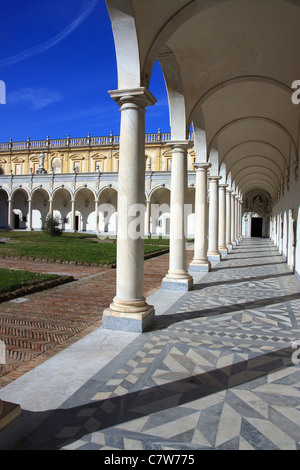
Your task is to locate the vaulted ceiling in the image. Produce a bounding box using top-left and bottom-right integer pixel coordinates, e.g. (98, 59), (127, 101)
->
(106, 0), (300, 202)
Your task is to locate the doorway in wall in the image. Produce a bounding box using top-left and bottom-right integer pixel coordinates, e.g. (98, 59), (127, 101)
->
(75, 215), (79, 232)
(251, 217), (263, 237)
(14, 213), (20, 229)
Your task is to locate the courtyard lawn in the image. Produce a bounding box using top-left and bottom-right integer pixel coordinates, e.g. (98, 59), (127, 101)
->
(0, 231), (169, 265)
(0, 268), (60, 294)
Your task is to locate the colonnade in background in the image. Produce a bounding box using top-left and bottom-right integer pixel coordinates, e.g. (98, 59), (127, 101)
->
(1, 138), (298, 333)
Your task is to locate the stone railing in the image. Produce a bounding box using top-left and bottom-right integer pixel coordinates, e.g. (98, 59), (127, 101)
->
(0, 130), (194, 152)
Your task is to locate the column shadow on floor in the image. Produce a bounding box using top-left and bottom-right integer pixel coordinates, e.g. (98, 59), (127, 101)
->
(192, 272), (294, 290)
(18, 346), (295, 450)
(212, 261), (287, 271)
(153, 292), (300, 329)
(224, 254), (283, 260)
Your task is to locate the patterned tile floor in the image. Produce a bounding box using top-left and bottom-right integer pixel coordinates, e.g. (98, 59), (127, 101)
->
(6, 239), (300, 449)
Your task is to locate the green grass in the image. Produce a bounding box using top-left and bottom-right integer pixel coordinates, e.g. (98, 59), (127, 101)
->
(0, 231), (169, 265)
(0, 268), (60, 294)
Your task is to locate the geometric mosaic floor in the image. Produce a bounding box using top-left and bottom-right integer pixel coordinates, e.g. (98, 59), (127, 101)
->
(19, 239), (300, 450)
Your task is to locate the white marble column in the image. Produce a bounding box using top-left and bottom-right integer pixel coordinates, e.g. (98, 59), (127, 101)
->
(71, 199), (76, 232)
(94, 199), (99, 233)
(189, 163), (211, 272)
(48, 199), (53, 218)
(8, 199), (13, 229)
(235, 195), (239, 244)
(146, 199), (151, 236)
(226, 189), (233, 251)
(239, 198), (243, 240)
(231, 192), (236, 246)
(218, 183), (228, 256)
(103, 87), (156, 332)
(162, 141), (193, 290)
(207, 175), (222, 261)
(27, 199), (32, 231)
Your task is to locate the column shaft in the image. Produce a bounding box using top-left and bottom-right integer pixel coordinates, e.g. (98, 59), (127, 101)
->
(231, 193), (236, 246)
(8, 199), (13, 229)
(235, 196), (239, 244)
(146, 200), (151, 236)
(71, 199), (76, 232)
(218, 184), (227, 256)
(207, 175), (222, 261)
(162, 142), (193, 290)
(103, 88), (156, 332)
(189, 163), (211, 272)
(94, 199), (99, 233)
(27, 199), (32, 231)
(226, 189), (232, 250)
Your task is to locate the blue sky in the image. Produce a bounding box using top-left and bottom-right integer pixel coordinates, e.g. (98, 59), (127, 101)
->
(0, 0), (170, 143)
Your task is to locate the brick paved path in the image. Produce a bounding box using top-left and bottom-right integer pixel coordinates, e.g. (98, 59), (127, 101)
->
(0, 249), (193, 388)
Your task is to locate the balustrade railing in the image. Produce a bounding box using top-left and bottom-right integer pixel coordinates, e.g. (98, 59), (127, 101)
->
(0, 130), (194, 152)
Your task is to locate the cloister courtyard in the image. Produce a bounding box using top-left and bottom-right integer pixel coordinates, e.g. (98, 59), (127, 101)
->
(0, 0), (300, 452)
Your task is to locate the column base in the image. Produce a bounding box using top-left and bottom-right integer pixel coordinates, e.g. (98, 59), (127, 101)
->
(161, 272), (193, 291)
(207, 251), (221, 262)
(226, 243), (233, 251)
(218, 246), (228, 257)
(102, 298), (155, 333)
(189, 259), (211, 272)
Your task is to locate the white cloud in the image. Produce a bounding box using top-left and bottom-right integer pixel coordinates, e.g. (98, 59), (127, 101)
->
(8, 87), (63, 109)
(0, 0), (98, 69)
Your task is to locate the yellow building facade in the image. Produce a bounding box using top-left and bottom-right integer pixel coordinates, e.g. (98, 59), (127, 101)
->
(0, 131), (196, 176)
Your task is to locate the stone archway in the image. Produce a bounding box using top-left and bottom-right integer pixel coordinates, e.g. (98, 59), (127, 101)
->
(52, 188), (72, 232)
(11, 189), (29, 230)
(74, 188), (96, 233)
(149, 186), (171, 236)
(98, 187), (118, 235)
(31, 188), (50, 230)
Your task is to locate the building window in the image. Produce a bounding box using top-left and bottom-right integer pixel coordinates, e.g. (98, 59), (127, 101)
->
(52, 157), (62, 174)
(73, 161), (81, 173)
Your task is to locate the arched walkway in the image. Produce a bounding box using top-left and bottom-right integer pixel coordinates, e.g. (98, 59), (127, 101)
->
(11, 189), (29, 230)
(31, 188), (50, 230)
(52, 188), (72, 231)
(98, 187), (118, 235)
(149, 186), (171, 236)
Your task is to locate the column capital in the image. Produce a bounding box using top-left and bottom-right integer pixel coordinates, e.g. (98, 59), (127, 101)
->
(219, 183), (228, 189)
(226, 188), (233, 194)
(208, 175), (222, 181)
(169, 140), (194, 151)
(109, 87), (157, 109)
(193, 162), (211, 171)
